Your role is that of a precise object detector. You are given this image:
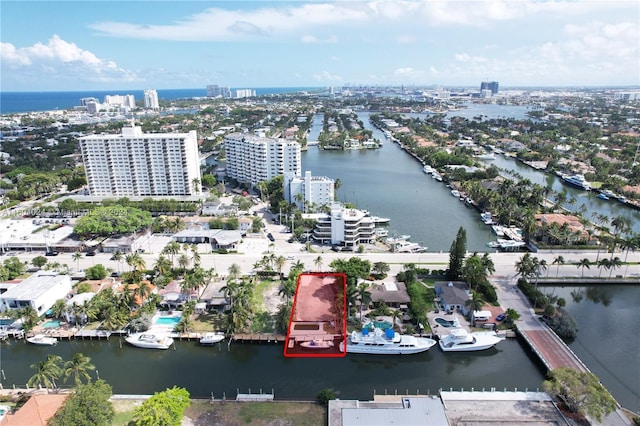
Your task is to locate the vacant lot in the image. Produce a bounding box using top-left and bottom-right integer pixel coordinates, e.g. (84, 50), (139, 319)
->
(111, 399), (326, 426)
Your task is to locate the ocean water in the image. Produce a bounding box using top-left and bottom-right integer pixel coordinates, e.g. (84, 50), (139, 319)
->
(0, 87), (320, 114)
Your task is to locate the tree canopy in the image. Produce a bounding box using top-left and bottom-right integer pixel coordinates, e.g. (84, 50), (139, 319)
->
(542, 367), (617, 422)
(74, 206), (152, 237)
(49, 379), (114, 426)
(447, 226), (467, 280)
(132, 386), (190, 426)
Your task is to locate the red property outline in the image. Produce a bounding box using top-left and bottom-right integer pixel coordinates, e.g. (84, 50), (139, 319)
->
(283, 272), (347, 358)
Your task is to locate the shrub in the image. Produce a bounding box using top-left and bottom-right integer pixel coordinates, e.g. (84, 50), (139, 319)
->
(317, 388), (336, 405)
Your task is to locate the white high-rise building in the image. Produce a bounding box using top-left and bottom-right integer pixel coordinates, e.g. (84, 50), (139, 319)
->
(79, 124), (201, 197)
(224, 133), (301, 186)
(144, 89), (159, 109)
(103, 94), (136, 109)
(284, 171), (334, 211)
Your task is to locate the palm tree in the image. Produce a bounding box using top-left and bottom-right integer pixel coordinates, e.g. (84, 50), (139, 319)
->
(28, 354), (63, 390)
(274, 255), (286, 281)
(292, 260), (305, 271)
(481, 253), (496, 276)
(552, 255), (565, 278)
(538, 259), (548, 278)
(134, 281), (154, 305)
(577, 258), (591, 278)
(153, 255), (172, 277)
(63, 353), (96, 386)
(608, 257), (623, 278)
(125, 253), (146, 273)
(177, 253), (190, 272)
(356, 282), (372, 323)
(465, 292), (484, 326)
(50, 299), (67, 320)
(190, 244), (201, 268)
(72, 251), (83, 271)
(227, 263), (241, 281)
(162, 241), (181, 268)
(597, 258), (611, 278)
(390, 309), (403, 332)
(314, 255), (323, 272)
(619, 233), (639, 277)
(111, 250), (124, 273)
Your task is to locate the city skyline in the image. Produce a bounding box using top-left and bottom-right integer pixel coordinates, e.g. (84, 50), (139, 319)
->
(1, 0), (639, 91)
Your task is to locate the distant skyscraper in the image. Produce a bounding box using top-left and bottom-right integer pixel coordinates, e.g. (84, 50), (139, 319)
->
(143, 89), (159, 109)
(233, 89), (256, 99)
(103, 94), (136, 109)
(79, 125), (201, 197)
(206, 85), (231, 98)
(480, 81), (499, 95)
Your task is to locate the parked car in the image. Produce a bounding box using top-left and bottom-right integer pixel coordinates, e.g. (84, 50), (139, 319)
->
(85, 251), (96, 256)
(45, 250), (59, 256)
(266, 233), (275, 241)
(496, 313), (506, 322)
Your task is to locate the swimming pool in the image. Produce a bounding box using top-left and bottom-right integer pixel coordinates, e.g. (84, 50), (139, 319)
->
(435, 317), (459, 327)
(367, 320), (393, 330)
(153, 315), (181, 326)
(42, 319), (62, 328)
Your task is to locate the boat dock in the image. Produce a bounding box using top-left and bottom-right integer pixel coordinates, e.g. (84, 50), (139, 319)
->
(232, 333), (286, 343)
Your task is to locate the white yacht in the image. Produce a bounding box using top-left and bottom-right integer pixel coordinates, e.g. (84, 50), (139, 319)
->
(26, 334), (57, 346)
(423, 165), (434, 174)
(125, 332), (174, 350)
(339, 328), (436, 355)
(562, 174), (591, 191)
(438, 328), (503, 352)
(199, 332), (225, 345)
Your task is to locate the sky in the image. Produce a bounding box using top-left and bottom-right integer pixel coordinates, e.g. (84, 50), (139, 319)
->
(1, 0), (639, 91)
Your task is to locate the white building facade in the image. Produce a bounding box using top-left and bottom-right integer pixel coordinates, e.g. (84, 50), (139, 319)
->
(79, 125), (201, 197)
(143, 89), (159, 109)
(103, 94), (136, 109)
(284, 171), (334, 211)
(310, 204), (375, 247)
(224, 133), (301, 186)
(0, 272), (72, 316)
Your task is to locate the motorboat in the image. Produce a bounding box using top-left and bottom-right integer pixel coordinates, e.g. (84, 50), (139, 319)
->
(475, 152), (495, 160)
(423, 165), (434, 174)
(300, 339), (335, 349)
(199, 332), (225, 345)
(451, 190), (460, 198)
(597, 193), (609, 200)
(125, 332), (174, 350)
(480, 212), (494, 225)
(561, 174), (591, 191)
(438, 328), (503, 352)
(432, 173), (443, 182)
(26, 334), (57, 346)
(339, 328), (436, 355)
(395, 241), (427, 253)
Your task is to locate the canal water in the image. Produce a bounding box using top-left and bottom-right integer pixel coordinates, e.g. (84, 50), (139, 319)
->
(303, 113), (493, 253)
(487, 155), (640, 234)
(541, 285), (640, 413)
(0, 338), (544, 400)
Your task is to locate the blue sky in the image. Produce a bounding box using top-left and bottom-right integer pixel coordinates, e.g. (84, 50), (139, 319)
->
(1, 0), (639, 91)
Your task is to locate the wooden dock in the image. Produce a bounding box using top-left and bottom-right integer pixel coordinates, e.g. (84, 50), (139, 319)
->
(232, 333), (286, 343)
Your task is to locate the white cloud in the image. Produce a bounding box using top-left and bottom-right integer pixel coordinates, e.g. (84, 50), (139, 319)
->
(302, 34), (339, 44)
(87, 1), (630, 41)
(393, 67), (425, 80)
(313, 71), (343, 82)
(395, 35), (415, 44)
(0, 35), (137, 84)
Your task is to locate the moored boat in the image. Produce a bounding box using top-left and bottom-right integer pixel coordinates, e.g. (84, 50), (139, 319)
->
(199, 332), (225, 345)
(339, 328), (436, 355)
(438, 328), (503, 352)
(597, 193), (610, 200)
(561, 174), (591, 191)
(125, 332), (174, 350)
(26, 334), (57, 346)
(300, 339), (335, 349)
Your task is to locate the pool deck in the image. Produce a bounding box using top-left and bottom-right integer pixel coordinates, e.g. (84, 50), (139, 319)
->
(426, 311), (470, 339)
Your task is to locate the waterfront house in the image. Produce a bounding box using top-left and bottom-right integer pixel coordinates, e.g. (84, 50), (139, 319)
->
(0, 272), (72, 316)
(366, 281), (411, 310)
(434, 281), (471, 315)
(1, 393), (68, 426)
(309, 204), (376, 248)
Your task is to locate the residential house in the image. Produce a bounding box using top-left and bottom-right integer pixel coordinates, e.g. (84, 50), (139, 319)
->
(0, 272), (72, 316)
(434, 281), (471, 315)
(367, 281), (410, 310)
